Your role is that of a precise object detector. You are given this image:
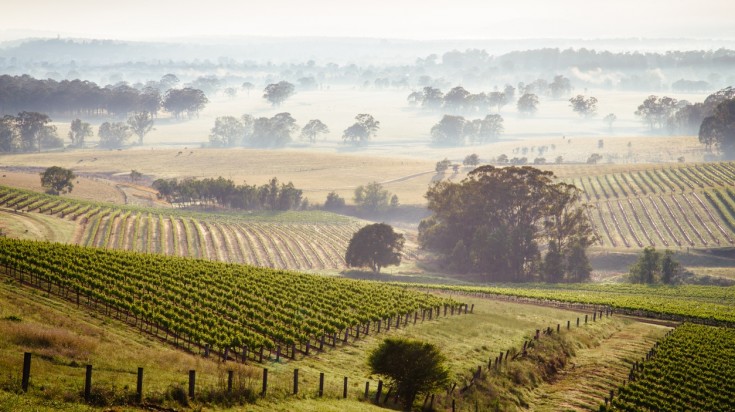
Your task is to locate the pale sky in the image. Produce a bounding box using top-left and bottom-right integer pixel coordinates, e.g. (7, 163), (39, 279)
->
(1, 0), (734, 41)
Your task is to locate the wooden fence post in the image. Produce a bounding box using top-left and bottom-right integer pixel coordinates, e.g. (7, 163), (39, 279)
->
(585, 314), (588, 324)
(136, 367), (143, 403)
(293, 369), (299, 395)
(375, 380), (383, 404)
(567, 320), (570, 330)
(319, 372), (325, 397)
(343, 377), (348, 399)
(577, 317), (580, 326)
(84, 365), (92, 402)
(21, 352), (31, 392)
(262, 368), (268, 396)
(364, 381), (370, 399)
(188, 370), (196, 399)
(227, 370), (233, 394)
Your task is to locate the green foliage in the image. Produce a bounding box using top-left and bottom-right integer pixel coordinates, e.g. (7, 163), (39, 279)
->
(629, 247), (681, 284)
(345, 223), (404, 273)
(163, 87), (208, 119)
(608, 324), (735, 411)
(0, 237), (455, 353)
(249, 112), (297, 147)
(699, 96), (735, 158)
(368, 338), (449, 410)
(39, 166), (75, 196)
(419, 166), (595, 282)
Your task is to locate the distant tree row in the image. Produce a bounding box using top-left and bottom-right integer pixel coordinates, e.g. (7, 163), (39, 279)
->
(419, 166), (595, 282)
(0, 75), (208, 119)
(152, 176), (303, 211)
(408, 85), (515, 113)
(430, 114), (503, 146)
(209, 113), (379, 147)
(634, 88), (735, 152)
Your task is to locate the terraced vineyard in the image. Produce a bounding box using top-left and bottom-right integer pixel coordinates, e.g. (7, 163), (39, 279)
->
(0, 238), (459, 361)
(605, 323), (735, 411)
(571, 162), (735, 249)
(0, 185), (363, 270)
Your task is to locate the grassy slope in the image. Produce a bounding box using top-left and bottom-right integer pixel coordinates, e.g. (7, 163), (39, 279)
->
(0, 208), (76, 243)
(0, 274), (669, 411)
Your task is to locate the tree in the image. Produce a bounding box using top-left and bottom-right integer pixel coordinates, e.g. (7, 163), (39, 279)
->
(248, 113), (298, 147)
(435, 158), (452, 173)
(443, 86), (470, 112)
(517, 93), (539, 116)
(419, 166), (594, 281)
(463, 153), (479, 166)
(0, 115), (19, 152)
(569, 95), (598, 118)
(430, 115), (466, 146)
(630, 247), (660, 284)
(368, 338), (449, 410)
(549, 75), (572, 98)
(477, 114), (504, 143)
(698, 98), (735, 158)
(127, 111), (155, 145)
(345, 223), (405, 273)
(635, 95), (678, 131)
(130, 170), (142, 183)
(40, 166), (75, 195)
(163, 88), (208, 119)
(354, 181), (392, 212)
(263, 81), (295, 107)
(300, 119), (329, 143)
(68, 118), (92, 148)
(17, 111), (56, 152)
(223, 87), (238, 99)
(159, 73), (180, 90)
(343, 114), (379, 145)
(324, 191), (345, 210)
(210, 116), (245, 147)
(98, 121), (132, 148)
(241, 81), (254, 96)
(603, 113), (617, 131)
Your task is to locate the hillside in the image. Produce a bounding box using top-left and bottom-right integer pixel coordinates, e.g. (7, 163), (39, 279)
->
(0, 185), (368, 271)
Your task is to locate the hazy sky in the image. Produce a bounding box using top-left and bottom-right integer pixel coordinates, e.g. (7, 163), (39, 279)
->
(1, 0), (734, 41)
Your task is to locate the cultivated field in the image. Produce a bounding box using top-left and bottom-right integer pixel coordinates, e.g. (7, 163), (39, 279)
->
(0, 185), (367, 271)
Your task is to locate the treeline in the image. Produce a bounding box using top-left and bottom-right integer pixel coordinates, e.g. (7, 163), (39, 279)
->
(0, 75), (208, 119)
(152, 176), (304, 211)
(440, 48), (735, 71)
(636, 87), (735, 136)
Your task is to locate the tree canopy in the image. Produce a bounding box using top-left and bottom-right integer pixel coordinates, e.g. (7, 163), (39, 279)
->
(263, 81), (295, 107)
(345, 223), (405, 273)
(419, 166), (595, 281)
(68, 118), (92, 147)
(40, 166), (75, 195)
(629, 247), (681, 284)
(354, 181), (395, 212)
(368, 338), (449, 410)
(163, 87), (209, 119)
(98, 121), (132, 148)
(127, 111), (155, 145)
(300, 119), (329, 143)
(342, 114), (380, 145)
(699, 96), (735, 158)
(569, 95), (598, 118)
(0, 112), (62, 152)
(517, 93), (539, 116)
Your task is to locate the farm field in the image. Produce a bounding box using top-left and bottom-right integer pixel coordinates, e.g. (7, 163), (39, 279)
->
(570, 162), (735, 251)
(606, 323), (735, 412)
(0, 245), (668, 411)
(0, 185), (367, 271)
(418, 283), (735, 325)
